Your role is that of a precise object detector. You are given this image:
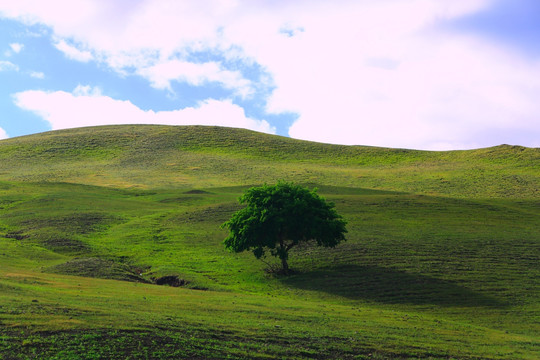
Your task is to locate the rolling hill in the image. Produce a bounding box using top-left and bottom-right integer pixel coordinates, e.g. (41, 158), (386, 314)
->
(1, 124), (538, 197)
(0, 125), (539, 359)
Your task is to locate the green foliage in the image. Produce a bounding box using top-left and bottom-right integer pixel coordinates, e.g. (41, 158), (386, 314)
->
(222, 182), (347, 272)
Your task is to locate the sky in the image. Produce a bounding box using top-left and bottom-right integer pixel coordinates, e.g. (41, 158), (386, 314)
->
(0, 0), (539, 150)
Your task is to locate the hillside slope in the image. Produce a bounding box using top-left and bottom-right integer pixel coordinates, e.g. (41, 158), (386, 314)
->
(0, 125), (538, 198)
(0, 125), (539, 359)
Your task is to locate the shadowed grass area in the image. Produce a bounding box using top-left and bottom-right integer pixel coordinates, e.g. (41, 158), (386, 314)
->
(281, 264), (506, 307)
(0, 125), (538, 359)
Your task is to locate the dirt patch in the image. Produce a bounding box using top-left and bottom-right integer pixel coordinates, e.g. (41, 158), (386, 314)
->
(184, 189), (210, 194)
(189, 285), (209, 291)
(46, 257), (149, 283)
(42, 237), (91, 254)
(4, 231), (27, 240)
(153, 275), (186, 287)
(159, 196), (202, 204)
(21, 212), (120, 234)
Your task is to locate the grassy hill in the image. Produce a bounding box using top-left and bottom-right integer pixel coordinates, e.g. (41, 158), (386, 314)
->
(0, 125), (539, 359)
(1, 125), (538, 197)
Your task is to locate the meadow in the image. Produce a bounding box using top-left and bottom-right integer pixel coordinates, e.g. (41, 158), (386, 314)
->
(0, 125), (539, 359)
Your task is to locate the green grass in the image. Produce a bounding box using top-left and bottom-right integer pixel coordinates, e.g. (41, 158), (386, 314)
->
(0, 125), (538, 197)
(0, 125), (539, 359)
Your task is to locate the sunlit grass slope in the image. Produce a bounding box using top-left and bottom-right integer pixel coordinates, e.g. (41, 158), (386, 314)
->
(0, 125), (538, 198)
(0, 125), (539, 359)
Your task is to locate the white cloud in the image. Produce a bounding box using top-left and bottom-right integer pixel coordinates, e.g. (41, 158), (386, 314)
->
(0, 127), (8, 140)
(13, 86), (274, 134)
(0, 60), (19, 72)
(224, 0), (540, 149)
(28, 71), (45, 79)
(2, 0), (540, 149)
(138, 60), (253, 97)
(72, 84), (102, 96)
(53, 39), (93, 62)
(0, 0), (253, 93)
(285, 35), (540, 149)
(9, 42), (24, 53)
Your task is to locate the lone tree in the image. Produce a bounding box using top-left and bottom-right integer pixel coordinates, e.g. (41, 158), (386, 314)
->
(222, 181), (347, 273)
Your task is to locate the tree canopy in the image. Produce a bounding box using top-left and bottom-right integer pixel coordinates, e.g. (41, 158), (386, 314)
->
(222, 182), (347, 273)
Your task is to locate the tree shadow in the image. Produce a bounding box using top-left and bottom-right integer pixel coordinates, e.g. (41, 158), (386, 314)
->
(281, 264), (505, 307)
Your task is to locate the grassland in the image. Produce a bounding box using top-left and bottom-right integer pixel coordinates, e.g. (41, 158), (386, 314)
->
(0, 125), (539, 359)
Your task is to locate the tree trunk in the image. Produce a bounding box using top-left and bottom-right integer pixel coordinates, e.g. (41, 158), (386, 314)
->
(278, 235), (289, 273)
(281, 257), (289, 273)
